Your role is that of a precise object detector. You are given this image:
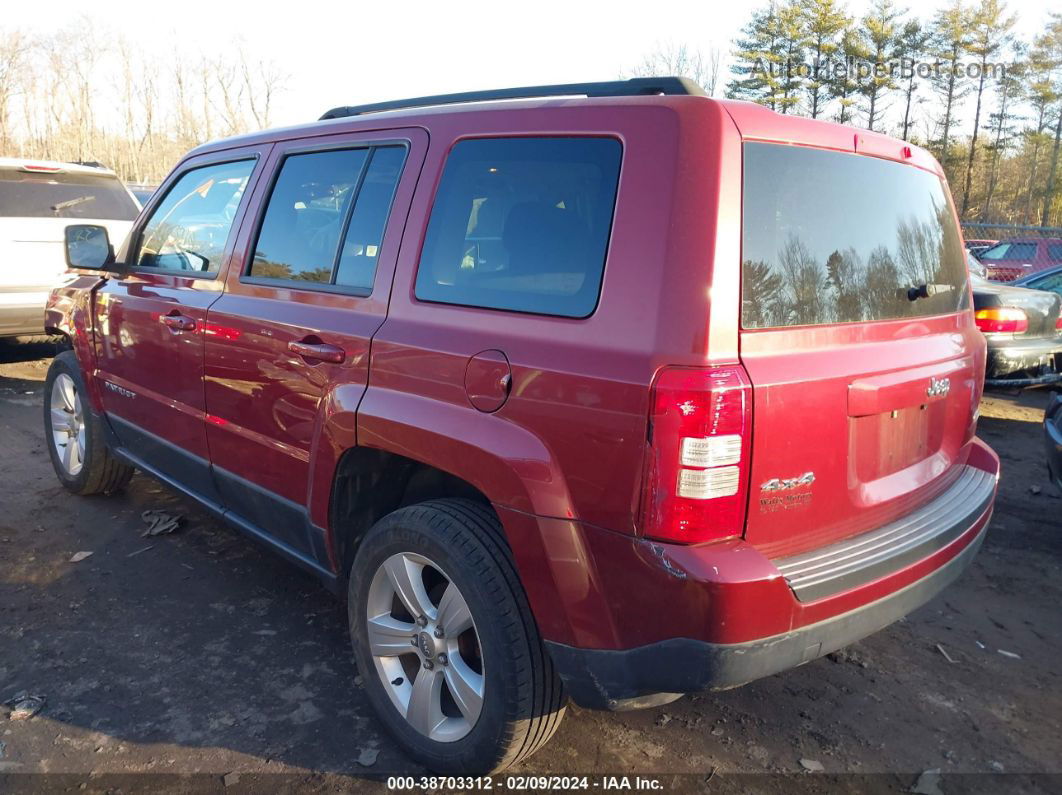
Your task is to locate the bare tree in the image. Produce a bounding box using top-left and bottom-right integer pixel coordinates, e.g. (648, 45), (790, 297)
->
(624, 42), (722, 96)
(0, 29), (29, 153)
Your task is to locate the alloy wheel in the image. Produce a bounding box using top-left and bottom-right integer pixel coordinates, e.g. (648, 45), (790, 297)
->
(365, 552), (485, 742)
(50, 373), (85, 476)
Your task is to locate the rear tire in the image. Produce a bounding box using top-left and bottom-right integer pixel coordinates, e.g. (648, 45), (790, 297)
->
(348, 499), (566, 774)
(43, 351), (134, 496)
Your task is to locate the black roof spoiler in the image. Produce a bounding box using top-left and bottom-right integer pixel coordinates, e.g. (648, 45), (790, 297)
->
(319, 77), (705, 121)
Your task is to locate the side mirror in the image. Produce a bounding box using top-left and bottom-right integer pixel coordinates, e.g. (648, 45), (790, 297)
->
(64, 225), (122, 273)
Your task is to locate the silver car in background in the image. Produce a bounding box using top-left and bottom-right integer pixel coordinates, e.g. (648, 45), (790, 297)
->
(0, 159), (139, 340)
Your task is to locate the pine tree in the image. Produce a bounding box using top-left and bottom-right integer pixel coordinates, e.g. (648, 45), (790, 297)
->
(776, 1), (808, 113)
(894, 19), (930, 140)
(929, 0), (972, 175)
(726, 3), (786, 109)
(831, 27), (868, 124)
(960, 0), (1016, 216)
(982, 51), (1026, 220)
(1021, 42), (1058, 223)
(1037, 13), (1062, 226)
(860, 0), (903, 131)
(799, 0), (849, 118)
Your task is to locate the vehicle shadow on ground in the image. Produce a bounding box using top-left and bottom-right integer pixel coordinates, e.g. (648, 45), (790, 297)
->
(0, 338), (61, 365)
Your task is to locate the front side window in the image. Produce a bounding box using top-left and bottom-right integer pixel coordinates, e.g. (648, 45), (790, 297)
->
(741, 143), (968, 328)
(1047, 244), (1062, 260)
(979, 242), (1038, 261)
(249, 145), (406, 290)
(136, 160), (255, 273)
(414, 137), (622, 318)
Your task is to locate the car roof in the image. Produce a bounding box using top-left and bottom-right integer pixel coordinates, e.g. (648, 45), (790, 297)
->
(185, 93), (940, 175)
(0, 157), (120, 177)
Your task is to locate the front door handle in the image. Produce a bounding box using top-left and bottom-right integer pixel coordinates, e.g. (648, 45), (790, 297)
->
(288, 340), (346, 364)
(160, 313), (196, 332)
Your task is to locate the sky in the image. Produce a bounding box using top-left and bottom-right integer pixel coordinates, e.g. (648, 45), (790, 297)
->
(5, 0), (1057, 128)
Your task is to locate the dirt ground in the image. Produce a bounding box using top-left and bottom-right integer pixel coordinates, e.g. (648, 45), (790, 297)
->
(1, 339), (1060, 793)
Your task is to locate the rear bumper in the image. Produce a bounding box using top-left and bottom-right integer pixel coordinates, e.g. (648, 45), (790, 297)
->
(547, 521), (987, 709)
(507, 438), (999, 710)
(985, 335), (1062, 386)
(0, 290), (48, 337)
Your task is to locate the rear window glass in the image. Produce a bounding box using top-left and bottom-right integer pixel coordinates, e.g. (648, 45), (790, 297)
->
(741, 143), (968, 328)
(980, 242), (1038, 261)
(0, 169), (138, 220)
(414, 137), (622, 318)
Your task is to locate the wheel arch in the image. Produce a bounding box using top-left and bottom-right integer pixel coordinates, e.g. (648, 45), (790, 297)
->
(327, 445), (499, 581)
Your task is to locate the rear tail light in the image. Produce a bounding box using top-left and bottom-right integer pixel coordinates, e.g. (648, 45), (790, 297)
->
(1055, 317), (1062, 332)
(975, 307), (1028, 333)
(640, 366), (751, 543)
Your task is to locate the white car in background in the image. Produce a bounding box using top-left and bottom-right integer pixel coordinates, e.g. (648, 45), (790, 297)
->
(0, 158), (139, 341)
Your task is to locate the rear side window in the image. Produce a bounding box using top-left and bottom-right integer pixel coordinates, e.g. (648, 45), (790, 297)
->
(249, 145), (406, 290)
(1047, 244), (1062, 260)
(136, 160), (255, 273)
(741, 143), (968, 328)
(0, 169), (139, 220)
(980, 242), (1038, 261)
(414, 137), (622, 318)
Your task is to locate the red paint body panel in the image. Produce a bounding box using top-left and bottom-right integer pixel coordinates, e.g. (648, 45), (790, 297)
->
(506, 437), (997, 649)
(53, 93), (999, 677)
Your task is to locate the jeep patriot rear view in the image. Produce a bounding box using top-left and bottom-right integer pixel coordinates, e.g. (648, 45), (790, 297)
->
(44, 77), (999, 773)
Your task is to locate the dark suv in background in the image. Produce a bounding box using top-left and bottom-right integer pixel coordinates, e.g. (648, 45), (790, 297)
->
(44, 78), (999, 773)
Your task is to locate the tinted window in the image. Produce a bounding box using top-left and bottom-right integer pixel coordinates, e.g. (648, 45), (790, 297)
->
(742, 143), (968, 328)
(250, 146), (405, 290)
(335, 147), (406, 289)
(415, 137), (622, 318)
(0, 169), (139, 220)
(137, 160), (255, 273)
(1029, 272), (1062, 292)
(1047, 244), (1062, 260)
(980, 242), (1038, 261)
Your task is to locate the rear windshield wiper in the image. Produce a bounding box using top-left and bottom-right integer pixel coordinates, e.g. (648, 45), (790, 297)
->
(51, 195), (96, 213)
(907, 283), (952, 301)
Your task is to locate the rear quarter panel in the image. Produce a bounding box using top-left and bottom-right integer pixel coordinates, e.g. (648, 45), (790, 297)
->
(358, 98), (742, 532)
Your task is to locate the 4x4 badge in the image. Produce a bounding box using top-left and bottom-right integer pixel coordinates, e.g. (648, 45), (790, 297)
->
(927, 376), (951, 398)
(761, 472), (815, 492)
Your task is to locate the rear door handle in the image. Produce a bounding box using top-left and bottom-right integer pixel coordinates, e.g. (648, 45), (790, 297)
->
(288, 340), (346, 364)
(160, 313), (196, 332)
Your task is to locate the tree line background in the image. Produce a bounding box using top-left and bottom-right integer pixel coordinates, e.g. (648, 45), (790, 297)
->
(0, 20), (285, 185)
(626, 0), (1062, 227)
(2, 4), (1060, 227)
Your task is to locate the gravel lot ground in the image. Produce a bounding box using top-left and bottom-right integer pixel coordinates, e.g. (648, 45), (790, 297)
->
(1, 340), (1060, 793)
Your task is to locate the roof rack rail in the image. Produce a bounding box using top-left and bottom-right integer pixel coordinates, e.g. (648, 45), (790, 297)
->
(319, 76), (705, 120)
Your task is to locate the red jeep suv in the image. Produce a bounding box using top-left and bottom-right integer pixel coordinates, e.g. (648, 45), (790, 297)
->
(44, 78), (999, 774)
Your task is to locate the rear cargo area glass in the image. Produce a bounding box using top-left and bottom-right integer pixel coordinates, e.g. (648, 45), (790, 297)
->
(741, 143), (968, 328)
(0, 171), (138, 220)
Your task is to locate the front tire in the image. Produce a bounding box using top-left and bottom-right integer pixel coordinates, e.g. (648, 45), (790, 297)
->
(349, 499), (566, 774)
(43, 351), (134, 495)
